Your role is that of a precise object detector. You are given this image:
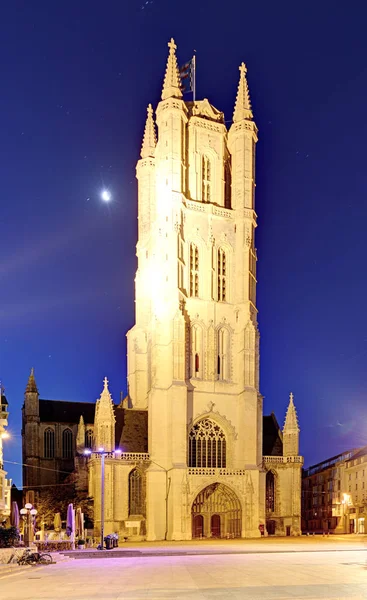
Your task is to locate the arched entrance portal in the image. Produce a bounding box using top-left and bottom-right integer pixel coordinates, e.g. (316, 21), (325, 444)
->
(192, 483), (241, 539)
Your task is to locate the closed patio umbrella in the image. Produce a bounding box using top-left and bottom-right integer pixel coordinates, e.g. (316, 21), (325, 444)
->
(10, 501), (19, 530)
(66, 503), (75, 549)
(54, 512), (62, 538)
(75, 507), (84, 540)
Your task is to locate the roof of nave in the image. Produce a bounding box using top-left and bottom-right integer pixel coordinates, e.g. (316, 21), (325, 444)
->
(263, 413), (283, 457)
(39, 399), (96, 424)
(39, 398), (148, 453)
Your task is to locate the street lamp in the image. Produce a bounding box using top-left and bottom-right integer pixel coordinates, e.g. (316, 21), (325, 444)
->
(20, 503), (38, 546)
(85, 448), (122, 550)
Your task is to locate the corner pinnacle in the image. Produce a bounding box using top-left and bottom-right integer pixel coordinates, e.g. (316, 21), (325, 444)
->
(233, 62), (253, 122)
(140, 104), (157, 158)
(161, 38), (183, 101)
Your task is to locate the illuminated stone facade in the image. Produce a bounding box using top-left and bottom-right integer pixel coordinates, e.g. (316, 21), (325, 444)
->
(89, 39), (303, 540)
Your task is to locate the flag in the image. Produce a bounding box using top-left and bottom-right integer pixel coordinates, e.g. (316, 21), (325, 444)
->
(180, 57), (195, 94)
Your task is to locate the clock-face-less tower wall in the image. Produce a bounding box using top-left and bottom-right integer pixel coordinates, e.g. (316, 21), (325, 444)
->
(127, 39), (263, 540)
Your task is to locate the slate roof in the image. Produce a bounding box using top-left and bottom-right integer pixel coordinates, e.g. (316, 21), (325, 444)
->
(39, 399), (277, 457)
(39, 399), (148, 453)
(39, 399), (96, 425)
(262, 413), (283, 456)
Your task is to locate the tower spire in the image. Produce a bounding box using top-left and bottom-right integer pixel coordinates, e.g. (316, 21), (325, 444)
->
(161, 38), (183, 101)
(233, 62), (253, 122)
(140, 104), (157, 158)
(283, 392), (300, 434)
(26, 367), (38, 394)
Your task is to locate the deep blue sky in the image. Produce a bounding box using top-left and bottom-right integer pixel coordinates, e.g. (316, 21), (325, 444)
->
(2, 1), (367, 486)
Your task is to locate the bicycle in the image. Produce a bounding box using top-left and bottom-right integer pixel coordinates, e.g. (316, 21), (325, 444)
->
(17, 548), (52, 565)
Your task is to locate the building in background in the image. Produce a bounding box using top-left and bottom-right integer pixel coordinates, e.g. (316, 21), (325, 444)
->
(22, 39), (303, 540)
(343, 446), (367, 534)
(302, 447), (367, 534)
(0, 387), (10, 522)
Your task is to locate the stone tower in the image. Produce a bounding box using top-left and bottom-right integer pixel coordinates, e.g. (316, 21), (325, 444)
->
(127, 39), (263, 540)
(22, 369), (40, 495)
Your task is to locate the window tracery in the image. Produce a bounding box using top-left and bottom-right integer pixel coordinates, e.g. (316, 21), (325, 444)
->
(62, 428), (73, 459)
(217, 248), (227, 302)
(202, 156), (211, 202)
(44, 428), (55, 459)
(188, 419), (226, 468)
(85, 429), (93, 449)
(129, 468), (143, 515)
(190, 244), (199, 297)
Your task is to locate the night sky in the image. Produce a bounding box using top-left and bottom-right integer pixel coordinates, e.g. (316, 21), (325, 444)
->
(2, 1), (367, 487)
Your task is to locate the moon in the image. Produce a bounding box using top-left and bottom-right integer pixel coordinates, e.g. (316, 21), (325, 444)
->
(101, 189), (111, 202)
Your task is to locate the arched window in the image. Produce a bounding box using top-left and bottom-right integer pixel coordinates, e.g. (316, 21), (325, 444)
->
(266, 471), (275, 513)
(85, 429), (93, 449)
(190, 243), (199, 297)
(224, 158), (231, 209)
(217, 248), (227, 301)
(44, 428), (55, 459)
(217, 328), (229, 380)
(62, 428), (73, 459)
(189, 419), (226, 468)
(129, 469), (143, 515)
(191, 324), (202, 378)
(202, 156), (211, 202)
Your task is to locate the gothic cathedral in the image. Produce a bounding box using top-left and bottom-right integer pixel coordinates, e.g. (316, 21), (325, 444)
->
(22, 39), (303, 540)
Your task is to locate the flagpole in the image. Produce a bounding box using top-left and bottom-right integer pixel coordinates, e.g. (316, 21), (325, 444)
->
(192, 54), (196, 102)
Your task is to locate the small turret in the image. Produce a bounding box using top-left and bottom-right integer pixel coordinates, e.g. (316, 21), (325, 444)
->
(283, 392), (300, 457)
(140, 104), (157, 159)
(93, 377), (116, 452)
(161, 38), (183, 101)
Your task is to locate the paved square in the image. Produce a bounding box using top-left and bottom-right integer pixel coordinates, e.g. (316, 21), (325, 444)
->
(1, 541), (367, 600)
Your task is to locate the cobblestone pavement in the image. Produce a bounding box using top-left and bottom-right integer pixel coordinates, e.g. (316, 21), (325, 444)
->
(1, 542), (367, 599)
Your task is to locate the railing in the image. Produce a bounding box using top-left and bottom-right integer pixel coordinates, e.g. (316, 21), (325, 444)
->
(188, 468), (246, 476)
(263, 456), (304, 464)
(91, 452), (150, 461)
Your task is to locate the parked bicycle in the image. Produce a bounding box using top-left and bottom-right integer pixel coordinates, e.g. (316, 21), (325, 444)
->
(17, 548), (52, 565)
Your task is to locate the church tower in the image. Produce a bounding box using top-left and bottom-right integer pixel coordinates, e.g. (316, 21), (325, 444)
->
(22, 368), (40, 496)
(127, 39), (264, 540)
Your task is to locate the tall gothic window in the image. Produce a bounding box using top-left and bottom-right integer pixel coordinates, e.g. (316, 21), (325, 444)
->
(217, 248), (227, 301)
(224, 158), (231, 209)
(129, 469), (143, 515)
(188, 419), (226, 468)
(85, 429), (93, 449)
(266, 471), (275, 513)
(202, 156), (211, 202)
(191, 325), (202, 378)
(44, 428), (55, 459)
(190, 244), (199, 297)
(217, 328), (229, 380)
(62, 428), (73, 459)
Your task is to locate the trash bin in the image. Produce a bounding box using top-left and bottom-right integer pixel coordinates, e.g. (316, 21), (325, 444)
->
(105, 536), (113, 550)
(113, 536), (118, 548)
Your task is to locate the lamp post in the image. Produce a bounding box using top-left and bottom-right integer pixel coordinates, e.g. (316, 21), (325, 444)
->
(20, 503), (37, 546)
(85, 447), (122, 550)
